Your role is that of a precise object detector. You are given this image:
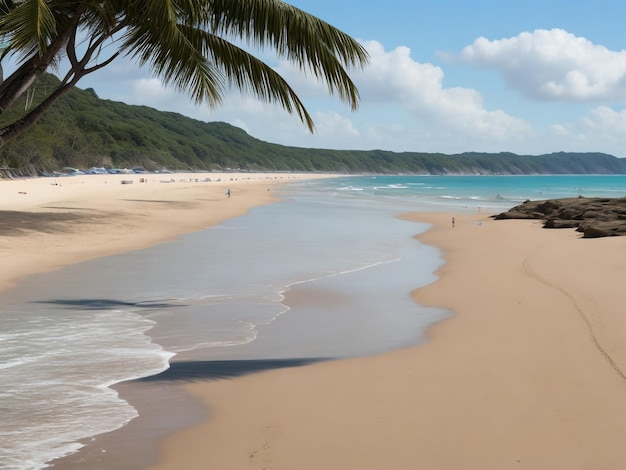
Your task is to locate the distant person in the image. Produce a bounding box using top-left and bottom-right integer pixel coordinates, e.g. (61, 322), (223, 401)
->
(226, 188), (231, 198)
(452, 216), (455, 228)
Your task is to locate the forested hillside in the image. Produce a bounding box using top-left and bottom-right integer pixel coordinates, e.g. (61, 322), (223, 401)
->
(1, 74), (626, 176)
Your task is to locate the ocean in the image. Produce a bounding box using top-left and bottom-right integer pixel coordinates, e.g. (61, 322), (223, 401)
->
(2, 174), (626, 469)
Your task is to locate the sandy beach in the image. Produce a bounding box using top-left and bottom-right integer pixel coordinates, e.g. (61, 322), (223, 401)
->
(0, 171), (337, 469)
(5, 174), (626, 469)
(147, 212), (626, 469)
(0, 172), (329, 292)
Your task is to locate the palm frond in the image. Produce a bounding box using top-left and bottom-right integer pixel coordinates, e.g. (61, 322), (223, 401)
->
(0, 0), (57, 57)
(119, 0), (366, 129)
(191, 28), (315, 130)
(202, 0), (369, 110)
(79, 0), (120, 34)
(0, 0), (368, 144)
(0, 0), (16, 17)
(121, 0), (224, 107)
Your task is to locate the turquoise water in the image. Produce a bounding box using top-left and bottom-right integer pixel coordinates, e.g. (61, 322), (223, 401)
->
(304, 174), (626, 212)
(1, 174), (625, 469)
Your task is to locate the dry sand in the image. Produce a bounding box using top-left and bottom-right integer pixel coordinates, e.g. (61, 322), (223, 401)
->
(0, 172), (329, 292)
(5, 175), (626, 469)
(147, 212), (626, 470)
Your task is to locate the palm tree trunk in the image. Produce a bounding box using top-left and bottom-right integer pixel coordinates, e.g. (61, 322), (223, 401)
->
(0, 5), (86, 114)
(0, 78), (77, 146)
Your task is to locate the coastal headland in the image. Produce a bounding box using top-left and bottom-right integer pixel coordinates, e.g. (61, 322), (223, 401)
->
(3, 175), (626, 469)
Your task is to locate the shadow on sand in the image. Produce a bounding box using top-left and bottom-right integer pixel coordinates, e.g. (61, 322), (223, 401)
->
(137, 358), (329, 383)
(32, 298), (185, 310)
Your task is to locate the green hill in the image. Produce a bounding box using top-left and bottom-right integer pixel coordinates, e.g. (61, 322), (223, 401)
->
(1, 74), (626, 175)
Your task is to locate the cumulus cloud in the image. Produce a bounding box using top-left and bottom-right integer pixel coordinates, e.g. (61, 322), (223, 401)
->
(354, 40), (533, 144)
(201, 40), (534, 152)
(456, 28), (626, 102)
(546, 106), (626, 150)
(252, 40), (532, 144)
(312, 111), (360, 138)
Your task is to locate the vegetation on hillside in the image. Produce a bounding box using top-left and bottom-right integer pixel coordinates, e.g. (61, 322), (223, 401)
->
(0, 0), (367, 146)
(1, 74), (626, 176)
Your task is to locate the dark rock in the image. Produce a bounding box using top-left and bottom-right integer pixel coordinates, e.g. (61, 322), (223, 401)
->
(492, 197), (626, 238)
(544, 218), (579, 229)
(492, 212), (537, 220)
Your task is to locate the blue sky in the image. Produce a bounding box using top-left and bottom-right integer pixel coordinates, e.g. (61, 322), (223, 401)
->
(34, 1), (626, 156)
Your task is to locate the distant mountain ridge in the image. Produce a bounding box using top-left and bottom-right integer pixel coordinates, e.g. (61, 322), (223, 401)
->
(1, 74), (625, 176)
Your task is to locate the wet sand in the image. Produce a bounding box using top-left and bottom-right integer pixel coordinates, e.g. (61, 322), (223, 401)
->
(147, 212), (626, 470)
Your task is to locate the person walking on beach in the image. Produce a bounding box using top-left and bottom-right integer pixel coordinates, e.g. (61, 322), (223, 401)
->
(226, 188), (231, 198)
(452, 216), (455, 227)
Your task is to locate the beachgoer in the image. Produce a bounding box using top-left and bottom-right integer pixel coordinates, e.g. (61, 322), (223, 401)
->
(226, 188), (231, 198)
(452, 216), (455, 227)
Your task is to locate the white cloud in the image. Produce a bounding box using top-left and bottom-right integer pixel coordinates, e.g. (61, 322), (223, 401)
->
(312, 111), (360, 138)
(353, 40), (533, 145)
(216, 40), (534, 151)
(545, 105), (626, 153)
(456, 28), (626, 102)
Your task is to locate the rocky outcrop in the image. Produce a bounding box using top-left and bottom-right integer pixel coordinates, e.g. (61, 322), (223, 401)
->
(493, 197), (626, 238)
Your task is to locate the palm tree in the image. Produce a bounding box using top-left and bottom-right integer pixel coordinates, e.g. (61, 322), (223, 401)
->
(0, 0), (368, 147)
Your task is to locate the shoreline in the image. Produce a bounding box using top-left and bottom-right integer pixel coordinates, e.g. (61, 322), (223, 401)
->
(6, 175), (626, 468)
(0, 172), (334, 292)
(146, 211), (626, 469)
(0, 171), (340, 470)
